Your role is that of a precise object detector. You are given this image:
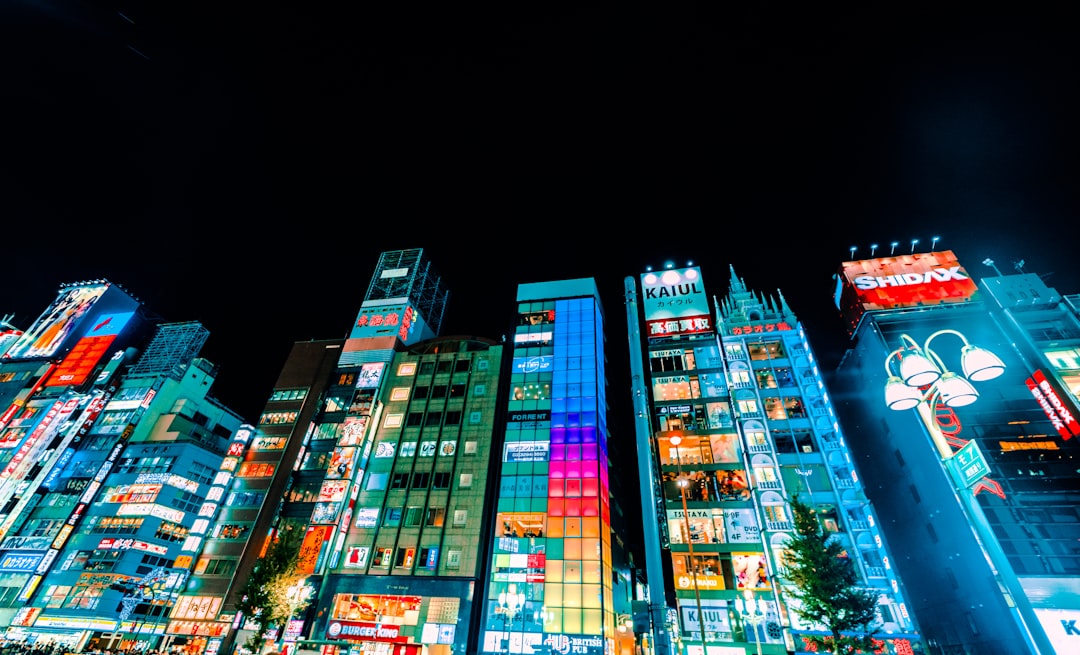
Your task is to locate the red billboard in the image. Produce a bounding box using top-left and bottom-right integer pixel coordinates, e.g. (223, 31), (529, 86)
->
(836, 251), (979, 336)
(43, 311), (134, 387)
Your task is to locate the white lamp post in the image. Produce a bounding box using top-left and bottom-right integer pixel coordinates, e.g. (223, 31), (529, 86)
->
(734, 590), (765, 655)
(668, 435), (709, 653)
(499, 584), (526, 652)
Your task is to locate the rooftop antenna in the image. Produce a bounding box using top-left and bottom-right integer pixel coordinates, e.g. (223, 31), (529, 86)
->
(0, 314), (18, 331)
(1013, 259), (1026, 274)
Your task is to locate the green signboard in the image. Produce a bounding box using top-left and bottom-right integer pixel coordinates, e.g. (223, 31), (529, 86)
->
(949, 440), (990, 488)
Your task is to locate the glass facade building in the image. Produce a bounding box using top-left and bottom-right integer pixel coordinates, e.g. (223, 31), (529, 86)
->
(480, 278), (615, 655)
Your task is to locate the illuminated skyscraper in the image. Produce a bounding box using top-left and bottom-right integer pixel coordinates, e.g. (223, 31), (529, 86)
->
(626, 264), (920, 655)
(478, 278), (619, 655)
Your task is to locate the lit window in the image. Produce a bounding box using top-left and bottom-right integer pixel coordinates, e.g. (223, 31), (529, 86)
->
(384, 413), (404, 428)
(390, 387), (410, 402)
(397, 362), (417, 376)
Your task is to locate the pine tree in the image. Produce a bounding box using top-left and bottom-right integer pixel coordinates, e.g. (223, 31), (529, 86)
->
(782, 495), (881, 653)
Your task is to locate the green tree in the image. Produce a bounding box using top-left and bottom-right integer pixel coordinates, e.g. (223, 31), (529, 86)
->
(237, 522), (311, 653)
(782, 496), (881, 653)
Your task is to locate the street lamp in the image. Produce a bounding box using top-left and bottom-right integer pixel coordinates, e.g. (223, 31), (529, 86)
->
(883, 330), (1006, 415)
(668, 435), (709, 652)
(499, 583), (526, 650)
(734, 590), (765, 655)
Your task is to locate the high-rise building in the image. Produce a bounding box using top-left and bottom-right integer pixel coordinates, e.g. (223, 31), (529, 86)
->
(224, 268), (639, 655)
(626, 264), (921, 655)
(0, 283), (248, 653)
(830, 250), (1080, 655)
(476, 278), (623, 655)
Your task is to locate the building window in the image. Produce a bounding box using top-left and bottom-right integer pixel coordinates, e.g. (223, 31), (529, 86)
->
(390, 387), (410, 402)
(397, 362), (417, 376)
(437, 360), (453, 374)
(237, 462), (276, 478)
(425, 412), (442, 426)
(473, 384), (486, 396)
(197, 558), (236, 576)
(460, 473), (473, 488)
(405, 507), (423, 527)
(432, 471), (451, 489)
(258, 411), (298, 426)
(384, 413), (404, 428)
(469, 412), (482, 424)
(425, 508), (446, 527)
(449, 383), (467, 398)
(414, 386), (429, 400)
(748, 340), (785, 360)
(391, 473), (409, 489)
(412, 473), (430, 489)
(395, 547), (415, 569)
(453, 510), (468, 526)
(270, 388), (307, 402)
(64, 585), (102, 610)
(418, 547), (438, 569)
(156, 522), (190, 543)
(444, 411), (462, 425)
(454, 360), (471, 373)
(214, 524), (248, 540)
(464, 441), (478, 454)
(372, 547), (393, 568)
(384, 507), (403, 526)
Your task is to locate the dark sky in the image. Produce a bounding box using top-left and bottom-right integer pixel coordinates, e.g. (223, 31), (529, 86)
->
(4, 3), (1080, 432)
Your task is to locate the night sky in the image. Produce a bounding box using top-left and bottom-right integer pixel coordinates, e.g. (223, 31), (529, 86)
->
(4, 2), (1080, 441)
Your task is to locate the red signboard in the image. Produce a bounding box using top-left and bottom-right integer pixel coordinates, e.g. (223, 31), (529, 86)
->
(836, 251), (979, 336)
(1026, 370), (1080, 440)
(43, 335), (117, 387)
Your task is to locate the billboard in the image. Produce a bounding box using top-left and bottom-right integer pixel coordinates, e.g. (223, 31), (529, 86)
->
(835, 251), (979, 335)
(3, 283), (109, 360)
(640, 267), (712, 339)
(43, 311), (135, 387)
(348, 302), (430, 345)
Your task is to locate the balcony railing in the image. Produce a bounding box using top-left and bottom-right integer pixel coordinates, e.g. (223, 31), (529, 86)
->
(865, 566), (886, 578)
(746, 443), (772, 454)
(766, 521), (793, 532)
(834, 478), (855, 489)
(848, 520), (869, 531)
(756, 480), (782, 491)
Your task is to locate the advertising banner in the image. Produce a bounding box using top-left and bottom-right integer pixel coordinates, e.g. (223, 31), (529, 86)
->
(3, 283), (108, 360)
(504, 441), (549, 463)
